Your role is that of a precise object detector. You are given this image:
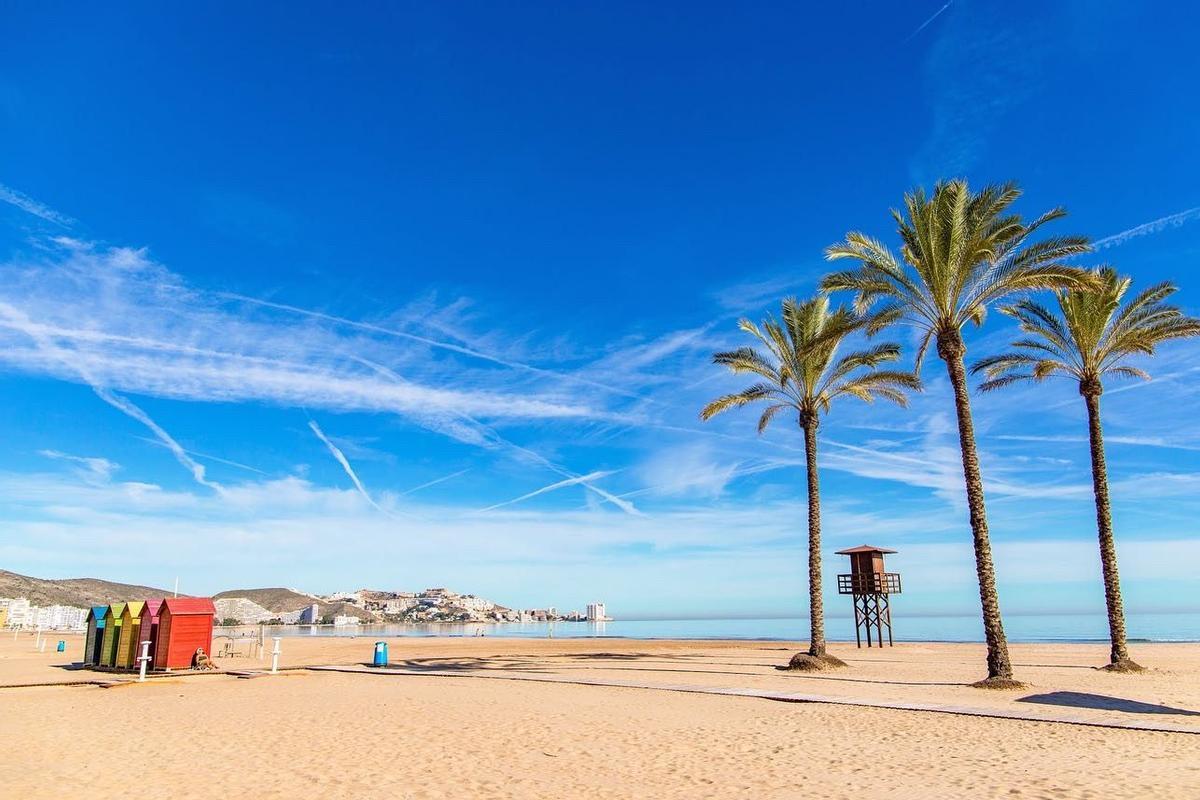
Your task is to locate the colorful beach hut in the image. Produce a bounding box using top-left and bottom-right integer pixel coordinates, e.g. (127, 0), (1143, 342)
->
(116, 600), (146, 669)
(84, 606), (108, 665)
(100, 603), (126, 667)
(153, 597), (215, 670)
(138, 599), (165, 667)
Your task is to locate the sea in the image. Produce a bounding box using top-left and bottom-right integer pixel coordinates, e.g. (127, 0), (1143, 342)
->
(235, 612), (1200, 643)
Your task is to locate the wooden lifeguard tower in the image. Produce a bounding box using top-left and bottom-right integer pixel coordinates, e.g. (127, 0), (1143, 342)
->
(836, 545), (901, 648)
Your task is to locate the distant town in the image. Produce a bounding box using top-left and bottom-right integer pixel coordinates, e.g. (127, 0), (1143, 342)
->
(213, 588), (611, 628)
(0, 578), (610, 630)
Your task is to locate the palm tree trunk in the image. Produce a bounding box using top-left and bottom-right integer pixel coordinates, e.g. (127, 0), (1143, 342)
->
(802, 420), (826, 657)
(939, 333), (1017, 685)
(1082, 388), (1140, 670)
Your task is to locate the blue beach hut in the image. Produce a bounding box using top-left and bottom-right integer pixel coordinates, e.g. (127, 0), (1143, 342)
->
(84, 606), (108, 666)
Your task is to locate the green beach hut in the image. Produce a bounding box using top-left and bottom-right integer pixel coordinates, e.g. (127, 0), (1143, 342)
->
(100, 603), (127, 667)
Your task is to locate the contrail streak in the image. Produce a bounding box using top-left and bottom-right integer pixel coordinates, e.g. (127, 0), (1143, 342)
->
(356, 355), (643, 515)
(221, 292), (646, 400)
(0, 301), (223, 493)
(399, 468), (471, 496)
(95, 385), (224, 493)
(904, 1), (954, 42)
(477, 470), (616, 513)
(1093, 206), (1200, 249)
(0, 182), (75, 226)
(135, 437), (268, 475)
(307, 419), (396, 519)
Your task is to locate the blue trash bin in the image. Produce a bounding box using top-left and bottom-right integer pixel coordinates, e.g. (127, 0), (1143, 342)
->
(373, 641), (388, 667)
(57, 640), (66, 653)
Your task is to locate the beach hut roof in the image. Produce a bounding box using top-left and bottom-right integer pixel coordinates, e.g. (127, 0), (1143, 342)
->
(162, 597), (216, 615)
(142, 598), (165, 616)
(123, 600), (146, 617)
(106, 602), (128, 618)
(835, 544), (898, 555)
(88, 605), (108, 622)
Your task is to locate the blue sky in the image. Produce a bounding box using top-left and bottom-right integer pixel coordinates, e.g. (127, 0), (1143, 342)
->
(2, 1), (1199, 620)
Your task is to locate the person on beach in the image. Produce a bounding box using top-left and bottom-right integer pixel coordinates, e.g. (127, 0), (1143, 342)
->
(193, 648), (217, 670)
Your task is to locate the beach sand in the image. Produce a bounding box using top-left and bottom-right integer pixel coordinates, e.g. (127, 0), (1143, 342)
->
(3, 633), (1198, 798)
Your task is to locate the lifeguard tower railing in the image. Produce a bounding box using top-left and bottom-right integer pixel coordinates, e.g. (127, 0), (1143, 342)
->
(837, 572), (902, 595)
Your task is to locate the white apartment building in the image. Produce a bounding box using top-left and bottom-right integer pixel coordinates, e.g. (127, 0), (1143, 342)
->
(4, 597), (31, 627)
(34, 605), (88, 630)
(456, 595), (494, 612)
(381, 598), (417, 614)
(1, 599), (86, 630)
(586, 602), (608, 621)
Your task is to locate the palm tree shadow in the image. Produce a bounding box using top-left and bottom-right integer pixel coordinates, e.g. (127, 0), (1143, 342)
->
(1016, 691), (1200, 717)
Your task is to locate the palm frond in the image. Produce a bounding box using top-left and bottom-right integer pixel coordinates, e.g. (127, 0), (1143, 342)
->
(825, 179), (1090, 369)
(699, 384), (781, 421)
(979, 267), (1199, 397)
(757, 403), (791, 434)
(702, 296), (918, 428)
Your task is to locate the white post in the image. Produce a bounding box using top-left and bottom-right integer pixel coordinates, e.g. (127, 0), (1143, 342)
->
(39, 639), (47, 653)
(137, 640), (151, 682)
(271, 637), (281, 674)
(35, 626), (42, 650)
(173, 577), (179, 598)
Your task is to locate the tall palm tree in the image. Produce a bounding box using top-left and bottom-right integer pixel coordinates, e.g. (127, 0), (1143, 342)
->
(972, 268), (1200, 672)
(701, 295), (920, 670)
(822, 180), (1094, 687)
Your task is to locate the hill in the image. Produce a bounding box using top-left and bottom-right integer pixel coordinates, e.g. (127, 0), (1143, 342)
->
(212, 587), (318, 614)
(0, 569), (172, 608)
(213, 589), (376, 622)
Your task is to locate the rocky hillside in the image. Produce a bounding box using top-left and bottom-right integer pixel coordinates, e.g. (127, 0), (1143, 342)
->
(0, 569), (171, 608)
(212, 587), (318, 613)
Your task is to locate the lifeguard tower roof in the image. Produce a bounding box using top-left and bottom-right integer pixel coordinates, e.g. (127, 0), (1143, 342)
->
(835, 544), (897, 555)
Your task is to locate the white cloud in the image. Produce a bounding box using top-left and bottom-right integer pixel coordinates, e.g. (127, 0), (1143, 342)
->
(635, 443), (740, 499)
(38, 450), (119, 483)
(0, 238), (618, 430)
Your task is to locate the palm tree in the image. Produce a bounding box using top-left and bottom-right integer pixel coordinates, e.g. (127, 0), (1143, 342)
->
(701, 295), (920, 670)
(822, 180), (1094, 687)
(972, 268), (1200, 672)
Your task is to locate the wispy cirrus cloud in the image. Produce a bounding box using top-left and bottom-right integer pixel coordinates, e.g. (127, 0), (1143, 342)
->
(39, 449), (119, 483)
(0, 297), (224, 494)
(0, 238), (616, 431)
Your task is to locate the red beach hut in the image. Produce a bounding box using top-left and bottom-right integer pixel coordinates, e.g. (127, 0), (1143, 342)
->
(153, 597), (216, 670)
(138, 599), (165, 667)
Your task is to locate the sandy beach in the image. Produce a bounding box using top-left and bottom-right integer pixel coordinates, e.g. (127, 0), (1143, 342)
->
(2, 633), (1198, 799)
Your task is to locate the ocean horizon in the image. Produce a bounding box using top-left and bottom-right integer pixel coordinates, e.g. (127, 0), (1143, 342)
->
(230, 611), (1200, 644)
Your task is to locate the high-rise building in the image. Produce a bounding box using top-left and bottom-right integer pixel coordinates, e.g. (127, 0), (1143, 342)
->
(586, 602), (608, 621)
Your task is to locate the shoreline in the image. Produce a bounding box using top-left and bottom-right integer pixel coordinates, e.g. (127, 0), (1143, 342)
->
(211, 624), (1200, 644)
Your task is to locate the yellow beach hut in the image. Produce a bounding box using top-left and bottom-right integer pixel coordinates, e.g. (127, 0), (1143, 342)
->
(101, 603), (126, 667)
(116, 601), (146, 669)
